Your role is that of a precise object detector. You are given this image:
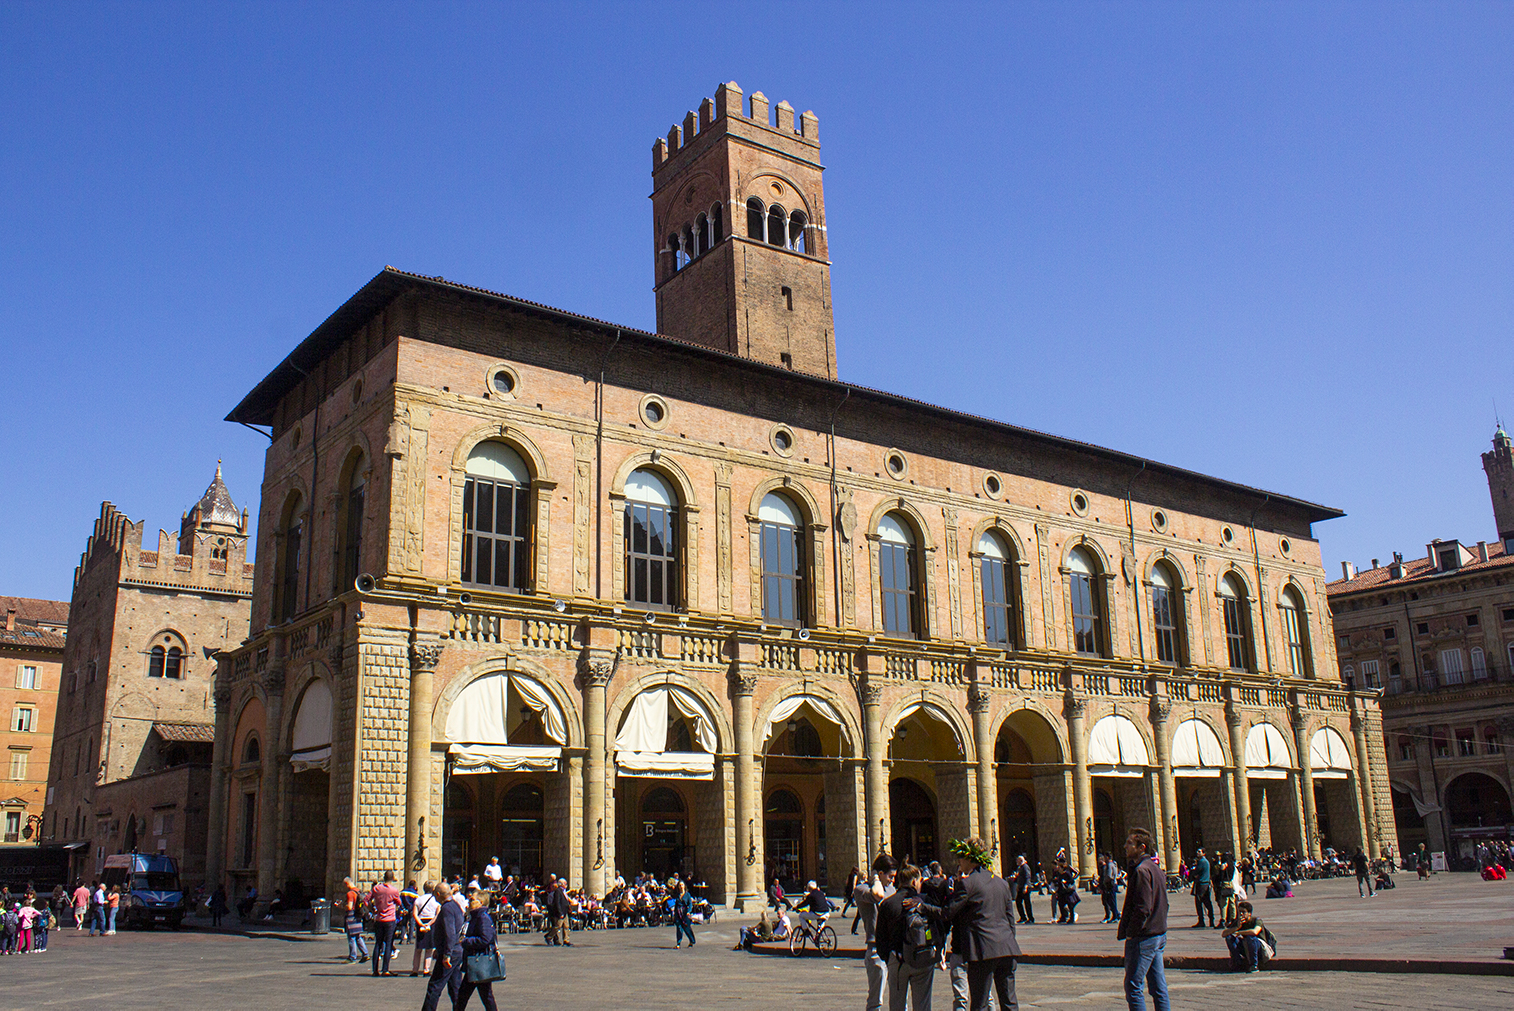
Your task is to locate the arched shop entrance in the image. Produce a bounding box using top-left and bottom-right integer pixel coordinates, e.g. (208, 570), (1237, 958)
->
(761, 694), (855, 891)
(441, 671), (567, 882)
(1445, 772), (1513, 865)
(1088, 715), (1154, 859)
(286, 679), (332, 901)
(889, 778), (938, 866)
(1172, 718), (1227, 861)
(613, 684), (719, 885)
(995, 708), (1065, 871)
(888, 701), (969, 868)
(765, 788), (804, 888)
(1244, 722), (1301, 852)
(1309, 727), (1360, 853)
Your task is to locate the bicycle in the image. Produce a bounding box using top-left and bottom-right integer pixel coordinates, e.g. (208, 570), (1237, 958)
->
(788, 911), (837, 957)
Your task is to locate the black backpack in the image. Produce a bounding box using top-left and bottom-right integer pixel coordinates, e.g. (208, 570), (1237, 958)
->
(901, 904), (937, 968)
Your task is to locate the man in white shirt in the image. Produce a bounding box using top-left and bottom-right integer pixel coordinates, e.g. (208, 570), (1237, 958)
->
(484, 857), (503, 888)
(853, 854), (898, 1011)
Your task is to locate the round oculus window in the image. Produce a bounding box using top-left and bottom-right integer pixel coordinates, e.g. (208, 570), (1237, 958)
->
(1221, 525), (1236, 544)
(645, 401), (663, 422)
(1151, 509), (1168, 533)
(483, 363), (519, 399)
(1070, 489), (1090, 516)
(884, 450), (908, 479)
(492, 370), (514, 394)
(1279, 536), (1292, 557)
(639, 394), (670, 430)
(770, 424), (796, 456)
(983, 472), (1003, 499)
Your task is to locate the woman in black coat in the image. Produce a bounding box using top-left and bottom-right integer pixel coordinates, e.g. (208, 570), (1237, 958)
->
(455, 891), (501, 1011)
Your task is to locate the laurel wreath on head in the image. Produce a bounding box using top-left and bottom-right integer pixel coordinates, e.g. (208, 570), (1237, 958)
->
(948, 838), (993, 868)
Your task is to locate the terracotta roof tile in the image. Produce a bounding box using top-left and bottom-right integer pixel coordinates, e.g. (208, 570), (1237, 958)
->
(0, 595), (69, 625)
(152, 722), (216, 743)
(1327, 541), (1514, 594)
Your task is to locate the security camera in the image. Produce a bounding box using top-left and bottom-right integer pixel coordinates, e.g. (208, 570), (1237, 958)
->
(354, 573), (376, 594)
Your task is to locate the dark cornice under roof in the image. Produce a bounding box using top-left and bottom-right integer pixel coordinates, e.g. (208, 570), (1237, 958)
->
(228, 266), (1344, 525)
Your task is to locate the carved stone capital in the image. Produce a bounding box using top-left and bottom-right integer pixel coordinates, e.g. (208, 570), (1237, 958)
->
(577, 647), (617, 687)
(213, 684), (233, 706)
(1349, 708), (1366, 733)
(966, 685), (992, 715)
(859, 678), (884, 708)
(730, 669), (759, 697)
(260, 666), (286, 695)
(1063, 693), (1087, 720)
(1151, 696), (1173, 723)
(1290, 708), (1308, 732)
(327, 637), (345, 667)
(1224, 701), (1243, 729)
(410, 643), (444, 673)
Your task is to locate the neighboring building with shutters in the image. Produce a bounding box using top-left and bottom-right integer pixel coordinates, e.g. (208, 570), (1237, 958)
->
(208, 83), (1384, 908)
(0, 596), (68, 849)
(42, 467), (253, 887)
(1328, 427), (1514, 867)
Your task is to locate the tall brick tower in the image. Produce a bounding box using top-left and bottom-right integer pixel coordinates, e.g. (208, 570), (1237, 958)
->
(651, 82), (836, 378)
(1483, 425), (1514, 549)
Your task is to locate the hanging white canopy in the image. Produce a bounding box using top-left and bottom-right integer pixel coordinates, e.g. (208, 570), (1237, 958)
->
(894, 701), (964, 753)
(1088, 715), (1150, 775)
(444, 672), (567, 775)
(1171, 719), (1225, 777)
(1309, 727), (1353, 780)
(466, 442), (530, 483)
(761, 695), (845, 747)
(614, 686), (718, 780)
(1244, 723), (1293, 779)
(290, 680), (333, 773)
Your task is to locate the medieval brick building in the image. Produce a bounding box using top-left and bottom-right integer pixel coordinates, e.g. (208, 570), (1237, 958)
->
(44, 468), (254, 886)
(210, 83), (1385, 908)
(1329, 427), (1514, 866)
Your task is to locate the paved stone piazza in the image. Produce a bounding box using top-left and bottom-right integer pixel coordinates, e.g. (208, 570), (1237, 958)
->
(8, 875), (1513, 1009)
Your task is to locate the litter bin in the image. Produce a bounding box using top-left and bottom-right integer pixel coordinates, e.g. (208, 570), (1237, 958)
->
(309, 898), (330, 935)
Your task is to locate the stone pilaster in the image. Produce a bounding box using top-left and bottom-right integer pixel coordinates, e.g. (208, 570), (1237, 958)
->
(730, 660), (761, 909)
(1292, 708), (1320, 859)
(1064, 690), (1093, 879)
(204, 681), (233, 889)
(405, 642), (442, 878)
(1350, 707), (1381, 858)
(968, 678), (995, 863)
(1150, 696), (1180, 868)
(578, 637), (616, 897)
(256, 664), (286, 898)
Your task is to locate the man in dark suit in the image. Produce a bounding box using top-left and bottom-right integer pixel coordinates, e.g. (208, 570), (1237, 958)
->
(421, 882), (465, 1011)
(1012, 855), (1035, 924)
(546, 878), (573, 946)
(916, 836), (1020, 1011)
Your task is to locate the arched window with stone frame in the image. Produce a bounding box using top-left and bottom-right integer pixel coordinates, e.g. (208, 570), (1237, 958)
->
(274, 491), (305, 622)
(788, 209), (808, 253)
(766, 203), (786, 247)
(758, 491), (806, 627)
(624, 469), (680, 610)
(747, 197), (765, 240)
(1149, 560), (1185, 665)
(1219, 572), (1254, 672)
(1067, 546), (1105, 656)
(1278, 584), (1312, 678)
(461, 442), (533, 594)
(336, 449), (367, 593)
(977, 530), (1018, 648)
(878, 512), (922, 639)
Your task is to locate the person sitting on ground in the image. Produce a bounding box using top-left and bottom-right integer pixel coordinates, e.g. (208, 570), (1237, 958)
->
(1263, 875), (1293, 899)
(771, 908), (792, 940)
(237, 884), (259, 919)
(735, 909), (774, 950)
(1222, 900), (1274, 972)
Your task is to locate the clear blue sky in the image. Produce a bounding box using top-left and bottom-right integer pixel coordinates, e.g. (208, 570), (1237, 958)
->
(2, 2), (1510, 602)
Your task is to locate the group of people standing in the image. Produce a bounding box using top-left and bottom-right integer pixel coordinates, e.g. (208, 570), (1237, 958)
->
(845, 828), (1177, 1011)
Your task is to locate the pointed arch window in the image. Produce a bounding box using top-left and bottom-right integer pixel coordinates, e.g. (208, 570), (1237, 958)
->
(1068, 547), (1102, 655)
(1150, 562), (1182, 665)
(1279, 585), (1310, 677)
(759, 492), (805, 627)
(625, 469), (679, 609)
(878, 513), (920, 638)
(1220, 573), (1253, 671)
(462, 442), (532, 593)
(978, 531), (1017, 648)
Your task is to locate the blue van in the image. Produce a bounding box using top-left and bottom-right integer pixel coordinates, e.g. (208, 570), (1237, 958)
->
(102, 853), (184, 929)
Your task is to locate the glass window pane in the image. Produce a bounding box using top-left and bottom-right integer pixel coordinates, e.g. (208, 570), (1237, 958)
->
(495, 539), (511, 589)
(475, 536), (492, 585)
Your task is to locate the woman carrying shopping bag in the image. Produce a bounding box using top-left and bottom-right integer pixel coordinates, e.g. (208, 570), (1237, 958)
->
(456, 890), (505, 1011)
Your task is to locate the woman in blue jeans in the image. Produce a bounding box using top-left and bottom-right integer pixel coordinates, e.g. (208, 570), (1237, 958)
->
(671, 881), (696, 948)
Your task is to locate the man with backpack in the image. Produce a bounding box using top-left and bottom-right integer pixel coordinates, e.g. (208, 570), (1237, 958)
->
(915, 837), (1020, 1011)
(874, 864), (936, 1011)
(1222, 900), (1275, 972)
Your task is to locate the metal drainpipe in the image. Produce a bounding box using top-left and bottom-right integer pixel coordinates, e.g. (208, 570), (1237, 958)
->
(593, 330), (621, 602)
(1125, 461), (1148, 664)
(1248, 495), (1273, 672)
(287, 360), (319, 615)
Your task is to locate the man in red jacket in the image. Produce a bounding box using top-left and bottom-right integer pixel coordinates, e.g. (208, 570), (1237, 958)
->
(1117, 828), (1170, 1011)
